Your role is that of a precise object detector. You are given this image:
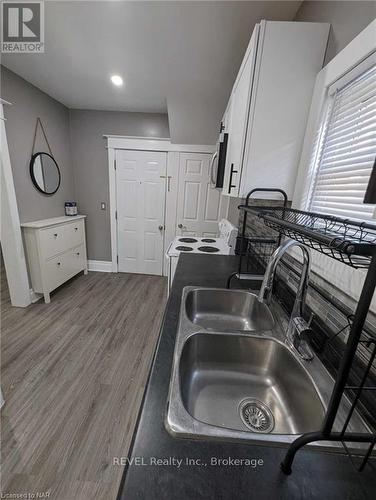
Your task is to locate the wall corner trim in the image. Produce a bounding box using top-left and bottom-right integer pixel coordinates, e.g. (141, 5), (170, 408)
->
(88, 260), (113, 273)
(29, 289), (42, 303)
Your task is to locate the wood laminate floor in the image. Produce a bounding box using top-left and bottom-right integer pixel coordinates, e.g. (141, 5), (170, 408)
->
(1, 267), (167, 500)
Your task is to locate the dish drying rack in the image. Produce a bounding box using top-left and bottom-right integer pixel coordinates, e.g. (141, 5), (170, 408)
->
(254, 207), (376, 474)
(226, 188), (288, 288)
(261, 207), (376, 268)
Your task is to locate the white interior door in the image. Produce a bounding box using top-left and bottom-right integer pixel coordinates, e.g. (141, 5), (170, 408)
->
(116, 150), (167, 275)
(176, 153), (229, 237)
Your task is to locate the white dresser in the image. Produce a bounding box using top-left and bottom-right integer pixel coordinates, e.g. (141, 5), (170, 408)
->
(21, 216), (88, 303)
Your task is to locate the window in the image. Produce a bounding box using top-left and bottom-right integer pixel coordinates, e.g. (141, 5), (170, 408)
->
(306, 62), (376, 221)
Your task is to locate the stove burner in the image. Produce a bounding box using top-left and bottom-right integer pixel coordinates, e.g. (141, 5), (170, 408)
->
(176, 246), (193, 252)
(179, 237), (198, 243)
(201, 238), (216, 243)
(198, 246), (220, 253)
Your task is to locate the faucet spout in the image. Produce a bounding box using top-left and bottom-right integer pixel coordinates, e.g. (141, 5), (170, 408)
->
(258, 239), (310, 306)
(258, 239), (313, 360)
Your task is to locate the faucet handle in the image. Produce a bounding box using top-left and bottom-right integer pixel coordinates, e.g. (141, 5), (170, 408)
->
(292, 316), (311, 337)
(291, 316), (314, 361)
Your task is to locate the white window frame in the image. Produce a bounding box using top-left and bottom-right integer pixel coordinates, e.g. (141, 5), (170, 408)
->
(292, 19), (376, 311)
(294, 20), (376, 210)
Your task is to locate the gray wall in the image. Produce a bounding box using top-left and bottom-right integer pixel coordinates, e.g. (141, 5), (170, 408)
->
(294, 1), (376, 64)
(69, 109), (170, 261)
(1, 66), (75, 222)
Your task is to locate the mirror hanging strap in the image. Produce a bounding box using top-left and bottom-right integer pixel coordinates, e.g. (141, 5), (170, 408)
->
(31, 117), (53, 157)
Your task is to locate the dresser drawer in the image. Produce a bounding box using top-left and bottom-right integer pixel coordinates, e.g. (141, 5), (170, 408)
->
(39, 220), (84, 259)
(66, 220), (85, 249)
(44, 245), (86, 292)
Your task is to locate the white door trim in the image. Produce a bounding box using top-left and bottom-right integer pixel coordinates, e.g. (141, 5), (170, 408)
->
(105, 135), (215, 154)
(108, 147), (118, 272)
(106, 136), (215, 274)
(0, 101), (31, 307)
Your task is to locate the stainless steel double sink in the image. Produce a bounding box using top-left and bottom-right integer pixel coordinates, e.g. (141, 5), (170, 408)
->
(166, 287), (369, 447)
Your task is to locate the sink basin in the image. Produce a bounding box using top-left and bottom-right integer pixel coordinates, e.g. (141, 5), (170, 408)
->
(166, 287), (370, 448)
(179, 333), (325, 435)
(185, 288), (275, 332)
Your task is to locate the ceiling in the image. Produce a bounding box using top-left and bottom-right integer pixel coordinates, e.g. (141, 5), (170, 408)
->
(2, 1), (303, 144)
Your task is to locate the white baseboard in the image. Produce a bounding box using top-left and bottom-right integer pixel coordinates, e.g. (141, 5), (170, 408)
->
(88, 260), (113, 273)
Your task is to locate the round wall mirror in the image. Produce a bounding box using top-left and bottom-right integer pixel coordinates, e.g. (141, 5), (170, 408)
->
(30, 152), (61, 195)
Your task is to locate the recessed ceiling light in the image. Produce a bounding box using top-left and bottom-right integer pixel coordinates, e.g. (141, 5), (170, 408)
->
(111, 75), (123, 87)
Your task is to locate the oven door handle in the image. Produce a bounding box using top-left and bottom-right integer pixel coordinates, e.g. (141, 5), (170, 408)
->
(210, 151), (218, 186)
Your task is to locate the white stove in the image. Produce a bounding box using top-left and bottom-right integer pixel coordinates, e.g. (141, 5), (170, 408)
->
(166, 219), (237, 293)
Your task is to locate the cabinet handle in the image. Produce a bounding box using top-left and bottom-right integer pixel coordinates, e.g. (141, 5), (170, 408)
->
(228, 163), (238, 194)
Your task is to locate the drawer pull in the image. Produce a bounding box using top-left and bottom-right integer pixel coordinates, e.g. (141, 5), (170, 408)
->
(74, 227), (78, 231)
(57, 262), (61, 266)
(54, 233), (58, 238)
(76, 252), (80, 256)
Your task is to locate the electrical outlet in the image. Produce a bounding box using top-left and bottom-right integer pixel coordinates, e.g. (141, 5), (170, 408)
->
(100, 202), (106, 210)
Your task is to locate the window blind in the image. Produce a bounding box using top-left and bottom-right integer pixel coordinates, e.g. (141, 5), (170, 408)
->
(308, 63), (376, 221)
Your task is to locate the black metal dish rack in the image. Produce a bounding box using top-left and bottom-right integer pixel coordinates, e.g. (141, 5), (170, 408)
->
(261, 207), (376, 268)
(253, 207), (376, 474)
(227, 188), (288, 288)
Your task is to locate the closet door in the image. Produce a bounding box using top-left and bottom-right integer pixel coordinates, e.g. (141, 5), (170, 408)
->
(176, 152), (228, 237)
(116, 150), (167, 275)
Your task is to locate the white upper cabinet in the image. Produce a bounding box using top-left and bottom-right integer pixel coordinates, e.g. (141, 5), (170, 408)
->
(222, 20), (330, 198)
(223, 25), (260, 195)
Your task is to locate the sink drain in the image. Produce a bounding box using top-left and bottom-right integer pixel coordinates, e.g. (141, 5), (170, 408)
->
(238, 398), (275, 433)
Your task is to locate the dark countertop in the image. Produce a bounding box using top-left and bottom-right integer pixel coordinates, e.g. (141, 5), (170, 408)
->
(118, 254), (376, 500)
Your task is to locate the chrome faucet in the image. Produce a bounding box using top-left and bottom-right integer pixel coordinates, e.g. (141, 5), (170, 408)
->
(258, 239), (314, 361)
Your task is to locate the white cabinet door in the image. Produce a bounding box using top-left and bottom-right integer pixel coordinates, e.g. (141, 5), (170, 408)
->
(240, 21), (330, 199)
(223, 24), (260, 196)
(116, 150), (167, 275)
(176, 153), (229, 237)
